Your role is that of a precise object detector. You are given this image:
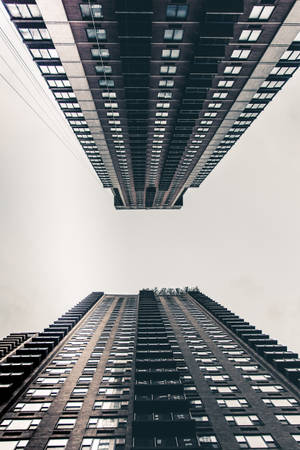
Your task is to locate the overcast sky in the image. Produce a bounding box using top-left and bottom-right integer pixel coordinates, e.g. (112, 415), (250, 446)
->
(0, 6), (299, 354)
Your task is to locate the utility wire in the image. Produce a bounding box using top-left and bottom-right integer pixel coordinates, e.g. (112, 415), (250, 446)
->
(0, 7), (83, 152)
(0, 5), (102, 185)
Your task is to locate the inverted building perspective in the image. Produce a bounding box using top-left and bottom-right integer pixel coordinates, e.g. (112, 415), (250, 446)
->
(2, 0), (300, 209)
(0, 290), (300, 449)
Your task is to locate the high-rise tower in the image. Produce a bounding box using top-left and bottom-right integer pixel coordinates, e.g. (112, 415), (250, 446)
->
(2, 0), (300, 208)
(0, 290), (300, 449)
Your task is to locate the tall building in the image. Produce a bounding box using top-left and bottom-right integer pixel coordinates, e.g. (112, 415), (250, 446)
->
(2, 0), (300, 209)
(0, 290), (300, 449)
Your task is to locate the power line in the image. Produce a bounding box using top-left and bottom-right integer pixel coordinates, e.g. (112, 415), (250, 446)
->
(0, 7), (102, 185)
(0, 7), (81, 152)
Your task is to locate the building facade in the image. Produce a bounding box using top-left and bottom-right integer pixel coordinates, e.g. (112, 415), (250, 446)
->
(2, 0), (300, 209)
(0, 290), (300, 449)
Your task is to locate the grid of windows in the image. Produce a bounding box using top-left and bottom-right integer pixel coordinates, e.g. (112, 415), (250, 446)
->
(4, 0), (300, 208)
(0, 292), (299, 449)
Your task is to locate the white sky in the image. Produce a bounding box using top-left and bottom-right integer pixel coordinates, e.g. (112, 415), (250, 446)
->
(0, 6), (299, 353)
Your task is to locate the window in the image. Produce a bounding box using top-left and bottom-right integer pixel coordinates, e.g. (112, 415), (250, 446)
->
(166, 4), (188, 19)
(253, 92), (274, 100)
(0, 419), (41, 431)
(245, 103), (265, 110)
(86, 28), (106, 41)
(231, 49), (251, 59)
(95, 65), (112, 74)
(252, 385), (283, 393)
(53, 92), (76, 100)
(204, 375), (230, 382)
(19, 27), (50, 40)
(106, 111), (119, 118)
(263, 398), (298, 408)
(156, 112), (168, 117)
(156, 102), (170, 109)
(14, 402), (51, 412)
(261, 80), (284, 89)
(229, 357), (251, 363)
(93, 401), (127, 410)
(249, 6), (274, 20)
(218, 80), (234, 87)
(240, 112), (258, 118)
(0, 441), (29, 449)
(65, 112), (84, 118)
(155, 437), (177, 448)
(234, 120), (251, 126)
(217, 399), (249, 408)
(39, 65), (65, 74)
(98, 387), (125, 395)
(55, 418), (76, 429)
(190, 399), (203, 408)
(184, 386), (197, 393)
(69, 120), (87, 126)
(159, 79), (174, 87)
(225, 415), (261, 426)
(224, 65), (242, 74)
(164, 28), (183, 41)
(158, 91), (172, 99)
(71, 387), (88, 397)
(36, 377), (66, 385)
(197, 435), (219, 448)
(280, 50), (300, 61)
(108, 120), (121, 125)
(30, 48), (58, 59)
(80, 4), (103, 19)
(239, 29), (261, 42)
(47, 79), (70, 88)
(87, 417), (119, 429)
(224, 350), (245, 356)
(291, 435), (300, 444)
(275, 414), (300, 425)
(236, 434), (277, 448)
(99, 79), (114, 87)
(210, 386), (238, 394)
(81, 439), (125, 450)
(162, 48), (180, 59)
(6, 3), (41, 18)
(213, 92), (228, 99)
(64, 401), (83, 411)
(160, 65), (177, 74)
(198, 365), (222, 373)
(45, 439), (68, 449)
(235, 365), (259, 372)
(25, 388), (59, 398)
(91, 48), (109, 59)
(208, 102), (222, 109)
